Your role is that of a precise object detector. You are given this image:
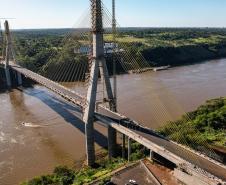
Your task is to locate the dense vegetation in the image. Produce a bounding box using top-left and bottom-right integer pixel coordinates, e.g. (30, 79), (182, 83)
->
(21, 142), (147, 185)
(21, 159), (123, 185)
(108, 28), (226, 66)
(1, 28), (226, 81)
(158, 98), (226, 158)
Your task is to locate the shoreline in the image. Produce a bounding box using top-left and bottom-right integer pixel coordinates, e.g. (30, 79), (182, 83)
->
(1, 56), (226, 89)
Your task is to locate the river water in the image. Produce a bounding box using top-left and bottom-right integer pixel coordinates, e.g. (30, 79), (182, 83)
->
(0, 58), (226, 185)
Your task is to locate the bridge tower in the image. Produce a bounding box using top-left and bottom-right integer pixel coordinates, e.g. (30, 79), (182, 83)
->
(4, 21), (22, 87)
(83, 0), (117, 166)
(4, 21), (12, 87)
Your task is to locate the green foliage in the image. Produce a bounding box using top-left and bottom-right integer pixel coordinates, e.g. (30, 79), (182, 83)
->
(20, 138), (147, 185)
(107, 28), (226, 67)
(158, 98), (226, 151)
(10, 28), (226, 80)
(129, 141), (147, 161)
(22, 175), (56, 185)
(53, 166), (75, 185)
(21, 157), (126, 185)
(20, 166), (75, 185)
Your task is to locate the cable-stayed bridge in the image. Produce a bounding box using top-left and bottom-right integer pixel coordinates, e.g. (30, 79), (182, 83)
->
(0, 0), (226, 184)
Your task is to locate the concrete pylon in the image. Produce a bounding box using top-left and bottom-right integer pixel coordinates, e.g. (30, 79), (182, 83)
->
(122, 133), (126, 158)
(83, 0), (117, 166)
(17, 72), (23, 86)
(4, 21), (22, 87)
(83, 58), (99, 166)
(4, 21), (12, 87)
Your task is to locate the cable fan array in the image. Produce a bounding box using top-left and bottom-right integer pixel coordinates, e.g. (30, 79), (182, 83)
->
(3, 1), (221, 163)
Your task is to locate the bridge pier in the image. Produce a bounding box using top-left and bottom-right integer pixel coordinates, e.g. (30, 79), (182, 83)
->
(4, 21), (12, 88)
(150, 149), (154, 161)
(108, 126), (117, 159)
(4, 67), (11, 87)
(122, 133), (126, 158)
(83, 58), (99, 166)
(17, 72), (22, 86)
(128, 137), (131, 161)
(108, 127), (117, 159)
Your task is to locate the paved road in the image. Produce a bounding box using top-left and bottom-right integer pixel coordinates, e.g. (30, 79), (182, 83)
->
(111, 162), (159, 185)
(98, 107), (226, 181)
(136, 130), (226, 181)
(10, 64), (86, 107)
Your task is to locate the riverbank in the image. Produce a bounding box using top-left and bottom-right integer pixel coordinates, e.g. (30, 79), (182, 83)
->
(158, 97), (226, 163)
(20, 142), (147, 185)
(142, 44), (226, 67)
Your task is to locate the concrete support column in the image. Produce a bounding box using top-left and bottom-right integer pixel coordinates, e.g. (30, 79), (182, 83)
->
(108, 126), (117, 159)
(122, 133), (126, 158)
(108, 126), (117, 158)
(4, 67), (11, 87)
(17, 72), (22, 86)
(83, 59), (99, 166)
(128, 137), (131, 161)
(150, 149), (154, 161)
(85, 120), (95, 166)
(4, 21), (11, 88)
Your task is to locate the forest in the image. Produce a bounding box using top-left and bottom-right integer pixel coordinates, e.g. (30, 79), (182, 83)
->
(1, 28), (226, 81)
(159, 97), (226, 162)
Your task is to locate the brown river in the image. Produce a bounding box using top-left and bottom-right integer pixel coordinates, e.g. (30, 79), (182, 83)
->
(0, 58), (226, 185)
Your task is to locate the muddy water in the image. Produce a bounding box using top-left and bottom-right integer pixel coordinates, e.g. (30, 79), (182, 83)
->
(0, 58), (226, 184)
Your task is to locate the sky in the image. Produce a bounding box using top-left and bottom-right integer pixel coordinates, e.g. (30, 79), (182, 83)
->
(1, 0), (226, 29)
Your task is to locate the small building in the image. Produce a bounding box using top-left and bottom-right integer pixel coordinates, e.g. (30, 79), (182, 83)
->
(74, 43), (123, 55)
(74, 46), (91, 55)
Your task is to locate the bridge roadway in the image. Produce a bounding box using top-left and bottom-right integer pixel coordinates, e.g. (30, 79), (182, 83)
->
(97, 107), (226, 183)
(8, 62), (86, 108)
(4, 62), (226, 183)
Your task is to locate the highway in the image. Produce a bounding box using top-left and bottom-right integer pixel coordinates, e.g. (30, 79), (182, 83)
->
(96, 107), (226, 182)
(10, 63), (86, 108)
(136, 130), (226, 181)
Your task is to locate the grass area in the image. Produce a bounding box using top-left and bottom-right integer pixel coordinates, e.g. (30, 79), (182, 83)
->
(104, 34), (147, 44)
(104, 31), (226, 49)
(158, 98), (226, 152)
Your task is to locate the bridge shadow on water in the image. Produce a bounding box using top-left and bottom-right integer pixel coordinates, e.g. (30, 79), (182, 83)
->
(18, 87), (108, 149)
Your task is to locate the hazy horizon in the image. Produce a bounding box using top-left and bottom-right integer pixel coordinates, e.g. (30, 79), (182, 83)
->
(1, 0), (226, 29)
(8, 26), (226, 31)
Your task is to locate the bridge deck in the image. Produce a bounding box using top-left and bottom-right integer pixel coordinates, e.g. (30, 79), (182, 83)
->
(96, 109), (226, 182)
(136, 130), (226, 181)
(9, 63), (86, 108)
